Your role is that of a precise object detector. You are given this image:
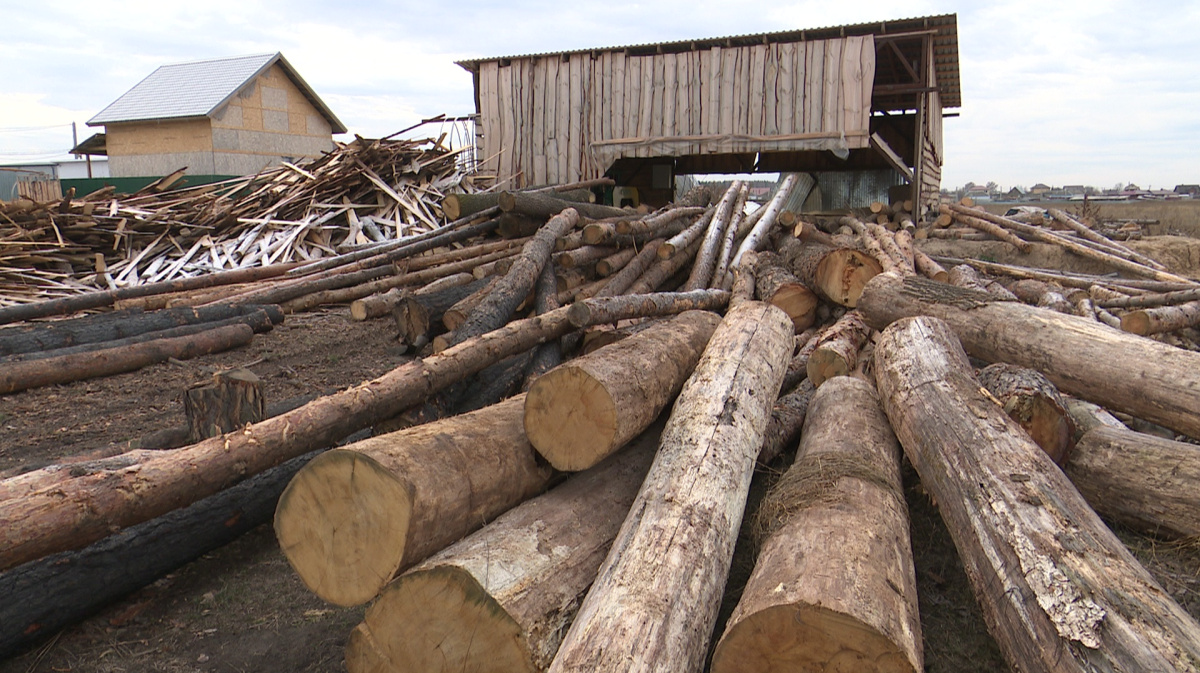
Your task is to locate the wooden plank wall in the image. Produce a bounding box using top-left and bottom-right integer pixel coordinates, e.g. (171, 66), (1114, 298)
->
(476, 35), (876, 186)
(919, 53), (944, 215)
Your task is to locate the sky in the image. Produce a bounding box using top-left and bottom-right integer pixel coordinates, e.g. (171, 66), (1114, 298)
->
(2, 0), (1197, 191)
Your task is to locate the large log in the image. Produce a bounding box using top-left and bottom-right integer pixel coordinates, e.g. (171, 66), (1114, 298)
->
(392, 277), (491, 347)
(275, 395), (553, 607)
(0, 290), (726, 570)
(778, 236), (882, 307)
(977, 362), (1075, 464)
(858, 272), (1200, 440)
(440, 192), (502, 221)
(1121, 299), (1200, 335)
(1066, 424), (1200, 539)
(0, 449), (323, 659)
(0, 323), (254, 395)
(437, 209), (578, 350)
(0, 303), (275, 356)
(547, 301), (793, 673)
(524, 310), (722, 471)
(711, 376), (921, 673)
(874, 316), (1200, 673)
(344, 427), (660, 673)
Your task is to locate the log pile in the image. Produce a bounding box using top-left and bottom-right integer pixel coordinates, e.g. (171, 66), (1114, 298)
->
(2, 180), (1200, 673)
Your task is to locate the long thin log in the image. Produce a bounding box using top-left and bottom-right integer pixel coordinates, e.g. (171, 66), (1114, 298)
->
(658, 205), (715, 259)
(0, 290), (729, 570)
(932, 256), (1194, 294)
(349, 272), (474, 322)
(0, 263), (296, 326)
(547, 301), (793, 673)
(437, 209), (578, 350)
(625, 237), (701, 295)
(730, 174), (800, 270)
(1121, 300), (1200, 336)
(0, 323), (254, 395)
(344, 429), (660, 673)
(1048, 208), (1169, 271)
(874, 316), (1200, 673)
(524, 260), (563, 386)
(682, 181), (741, 291)
(499, 191), (627, 221)
(614, 206), (706, 237)
(1096, 286), (1200, 309)
(709, 183), (750, 289)
(524, 311), (722, 471)
(1066, 424), (1200, 540)
(595, 247), (637, 277)
(858, 273), (1200, 439)
(275, 395), (553, 607)
(940, 204), (1033, 253)
(712, 376), (921, 673)
(946, 203), (1195, 284)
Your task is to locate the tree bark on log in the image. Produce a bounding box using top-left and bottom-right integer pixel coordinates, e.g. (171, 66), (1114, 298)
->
(391, 276), (490, 347)
(524, 310), (722, 471)
(1121, 300), (1200, 335)
(977, 363), (1075, 464)
(0, 308), (278, 363)
(441, 276), (503, 331)
(624, 237), (699, 296)
(806, 311), (871, 387)
(0, 303), (274, 357)
(523, 260), (563, 388)
(547, 301), (793, 673)
(438, 209), (578, 350)
(712, 376), (921, 673)
(873, 315), (1200, 673)
(1006, 279), (1074, 314)
(857, 273), (1200, 440)
(595, 246), (637, 277)
(441, 192), (503, 221)
(0, 263), (296, 326)
(682, 181), (741, 291)
(777, 236), (883, 307)
(0, 291), (728, 571)
(754, 251), (817, 332)
(1047, 209), (1168, 271)
(275, 395), (554, 607)
(1095, 286), (1200, 310)
(0, 449), (323, 659)
(730, 174), (800, 270)
(0, 323), (254, 395)
(941, 204), (1034, 253)
(344, 428), (661, 673)
(709, 183), (751, 289)
(499, 191), (627, 221)
(497, 212), (547, 239)
(757, 379), (815, 466)
(658, 206), (715, 259)
(913, 247), (948, 282)
(947, 264), (1019, 301)
(1065, 424), (1200, 540)
(349, 272), (475, 322)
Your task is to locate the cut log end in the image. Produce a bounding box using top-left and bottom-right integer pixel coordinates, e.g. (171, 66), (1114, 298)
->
(524, 366), (618, 471)
(274, 450), (412, 607)
(712, 604), (917, 673)
(766, 284), (818, 332)
(817, 250), (882, 307)
(345, 566), (535, 673)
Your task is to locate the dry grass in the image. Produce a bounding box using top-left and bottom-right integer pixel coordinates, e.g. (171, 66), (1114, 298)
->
(980, 200), (1200, 238)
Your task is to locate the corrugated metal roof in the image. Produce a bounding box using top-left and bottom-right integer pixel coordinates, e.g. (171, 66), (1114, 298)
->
(457, 13), (961, 108)
(88, 53), (347, 133)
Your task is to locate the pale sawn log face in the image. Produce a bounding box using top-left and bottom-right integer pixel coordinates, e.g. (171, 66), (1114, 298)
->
(275, 395), (553, 607)
(711, 376), (921, 673)
(873, 316), (1200, 673)
(524, 310), (722, 471)
(548, 301), (794, 673)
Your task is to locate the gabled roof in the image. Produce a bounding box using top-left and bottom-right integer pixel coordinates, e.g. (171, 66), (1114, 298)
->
(88, 52), (346, 133)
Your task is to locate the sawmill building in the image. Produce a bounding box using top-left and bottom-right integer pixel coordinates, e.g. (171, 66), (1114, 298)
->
(457, 14), (960, 215)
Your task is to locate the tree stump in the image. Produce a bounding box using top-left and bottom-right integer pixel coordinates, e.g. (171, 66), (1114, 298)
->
(184, 368), (265, 443)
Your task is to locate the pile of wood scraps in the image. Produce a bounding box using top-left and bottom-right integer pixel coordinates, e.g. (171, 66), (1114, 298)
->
(0, 135), (486, 307)
(2, 179), (1200, 672)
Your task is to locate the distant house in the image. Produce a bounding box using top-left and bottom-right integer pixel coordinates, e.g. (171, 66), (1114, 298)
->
(1175, 184), (1200, 197)
(1004, 186), (1026, 201)
(77, 53), (346, 179)
(1062, 185), (1087, 195)
(1029, 183), (1052, 196)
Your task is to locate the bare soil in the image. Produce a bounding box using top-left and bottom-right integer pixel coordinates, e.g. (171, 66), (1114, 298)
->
(2, 273), (1199, 672)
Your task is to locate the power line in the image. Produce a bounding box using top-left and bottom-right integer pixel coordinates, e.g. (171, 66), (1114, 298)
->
(0, 123), (75, 133)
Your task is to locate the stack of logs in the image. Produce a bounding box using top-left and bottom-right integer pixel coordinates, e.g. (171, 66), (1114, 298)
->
(2, 179), (1200, 673)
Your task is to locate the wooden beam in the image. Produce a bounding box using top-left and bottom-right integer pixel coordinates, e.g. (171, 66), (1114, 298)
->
(869, 133), (914, 181)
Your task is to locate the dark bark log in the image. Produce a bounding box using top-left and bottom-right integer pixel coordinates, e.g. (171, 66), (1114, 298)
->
(523, 260), (563, 388)
(391, 276), (490, 347)
(349, 272), (475, 322)
(0, 323), (255, 395)
(874, 316), (1200, 673)
(857, 272), (1200, 440)
(437, 209), (578, 351)
(441, 277), (504, 331)
(498, 212), (546, 239)
(441, 193), (503, 221)
(499, 191), (627, 220)
(0, 304), (277, 356)
(757, 379), (815, 465)
(594, 239), (665, 298)
(0, 449), (323, 659)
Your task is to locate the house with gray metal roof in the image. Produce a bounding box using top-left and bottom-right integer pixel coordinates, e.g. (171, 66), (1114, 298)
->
(80, 52), (345, 179)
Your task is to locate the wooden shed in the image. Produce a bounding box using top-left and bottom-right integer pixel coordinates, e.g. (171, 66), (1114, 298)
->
(457, 14), (959, 215)
(85, 53), (346, 179)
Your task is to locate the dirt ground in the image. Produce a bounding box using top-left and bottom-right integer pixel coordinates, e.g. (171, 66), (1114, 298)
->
(2, 252), (1200, 671)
